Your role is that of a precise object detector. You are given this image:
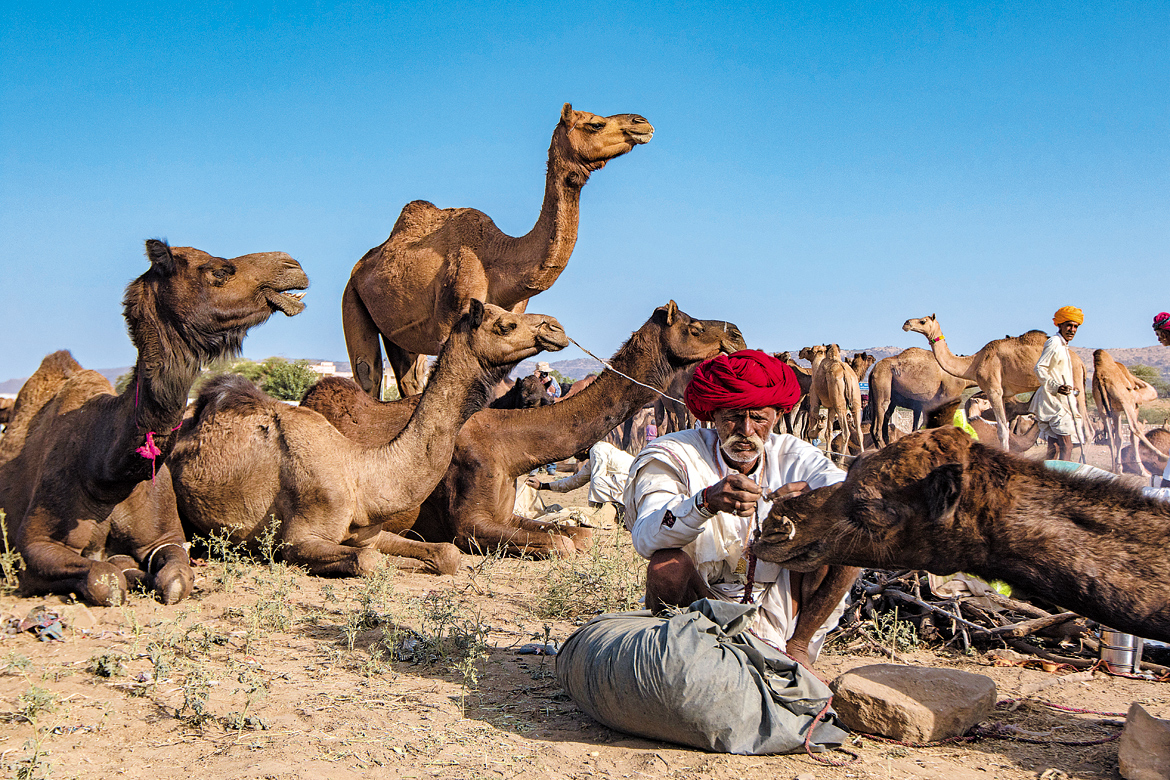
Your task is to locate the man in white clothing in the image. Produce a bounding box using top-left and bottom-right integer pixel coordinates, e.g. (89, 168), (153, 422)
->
(527, 441), (634, 524)
(624, 349), (857, 666)
(1030, 305), (1085, 461)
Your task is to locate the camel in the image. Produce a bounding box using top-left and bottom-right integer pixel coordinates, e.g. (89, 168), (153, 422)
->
(756, 426), (1170, 642)
(0, 241), (308, 606)
(1122, 428), (1170, 477)
(848, 351), (876, 380)
(804, 345), (863, 463)
(0, 397), (13, 432)
(866, 348), (976, 447)
(170, 301), (567, 576)
(902, 314), (1090, 452)
(1091, 349), (1169, 476)
(303, 302), (744, 557)
(343, 103), (654, 397)
(490, 374), (552, 409)
(774, 352), (813, 437)
(964, 396), (1041, 453)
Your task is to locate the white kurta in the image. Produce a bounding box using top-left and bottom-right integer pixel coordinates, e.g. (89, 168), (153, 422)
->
(1029, 333), (1085, 443)
(544, 442), (635, 506)
(624, 429), (848, 659)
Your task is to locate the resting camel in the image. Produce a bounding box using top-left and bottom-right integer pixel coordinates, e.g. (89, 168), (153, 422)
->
(490, 374), (552, 409)
(343, 103), (654, 397)
(903, 314), (1089, 452)
(964, 396), (1041, 453)
(1123, 428), (1170, 477)
(804, 345), (863, 463)
(304, 302), (744, 557)
(1091, 349), (1169, 476)
(867, 348), (976, 447)
(172, 302), (566, 575)
(0, 241), (308, 605)
(756, 426), (1170, 642)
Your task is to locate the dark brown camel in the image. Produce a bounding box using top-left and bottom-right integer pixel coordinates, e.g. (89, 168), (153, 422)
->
(489, 374), (553, 409)
(0, 241), (307, 605)
(303, 302), (745, 557)
(170, 302), (567, 576)
(756, 426), (1170, 642)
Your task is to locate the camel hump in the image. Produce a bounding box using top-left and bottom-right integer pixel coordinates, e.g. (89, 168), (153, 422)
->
(191, 374), (274, 423)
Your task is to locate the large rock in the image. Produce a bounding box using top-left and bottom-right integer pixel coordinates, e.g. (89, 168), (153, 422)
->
(1119, 703), (1170, 780)
(830, 664), (996, 743)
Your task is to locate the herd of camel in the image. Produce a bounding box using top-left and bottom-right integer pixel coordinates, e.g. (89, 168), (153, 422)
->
(1, 102), (1168, 647)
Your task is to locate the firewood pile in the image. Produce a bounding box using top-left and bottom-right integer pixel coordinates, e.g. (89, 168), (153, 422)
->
(825, 569), (1170, 676)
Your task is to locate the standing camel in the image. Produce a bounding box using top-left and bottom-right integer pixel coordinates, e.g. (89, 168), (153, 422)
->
(774, 352), (813, 437)
(170, 302), (567, 576)
(0, 241), (308, 605)
(304, 302), (744, 557)
(805, 344), (864, 464)
(867, 347), (976, 447)
(343, 103), (653, 397)
(902, 314), (1089, 452)
(1091, 349), (1169, 476)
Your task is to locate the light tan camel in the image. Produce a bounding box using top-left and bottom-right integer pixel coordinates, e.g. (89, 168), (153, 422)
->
(303, 302), (744, 557)
(343, 103), (653, 397)
(774, 352), (813, 437)
(170, 303), (567, 576)
(1091, 349), (1169, 476)
(1123, 428), (1170, 476)
(805, 344), (863, 463)
(757, 426), (1170, 642)
(848, 351), (876, 380)
(902, 314), (1090, 452)
(867, 348), (976, 447)
(964, 396), (1040, 453)
(0, 241), (308, 605)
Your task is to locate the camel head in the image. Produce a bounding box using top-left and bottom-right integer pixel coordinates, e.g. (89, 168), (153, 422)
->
(825, 343), (842, 361)
(455, 300), (569, 369)
(798, 345), (826, 364)
(555, 103), (654, 176)
(515, 375), (553, 408)
(124, 240), (309, 368)
(756, 426), (984, 573)
(653, 300), (745, 366)
(902, 314), (941, 341)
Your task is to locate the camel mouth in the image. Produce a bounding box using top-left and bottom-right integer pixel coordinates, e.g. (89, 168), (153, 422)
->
(267, 289), (308, 316)
(627, 129), (654, 145)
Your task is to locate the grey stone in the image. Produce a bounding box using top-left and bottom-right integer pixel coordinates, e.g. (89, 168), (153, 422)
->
(829, 664), (996, 743)
(1119, 703), (1170, 780)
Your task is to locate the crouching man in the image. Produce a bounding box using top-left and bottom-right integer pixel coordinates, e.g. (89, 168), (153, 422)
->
(624, 349), (859, 667)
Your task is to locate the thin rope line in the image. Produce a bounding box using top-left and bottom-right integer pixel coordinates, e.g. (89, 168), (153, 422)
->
(565, 335), (683, 404)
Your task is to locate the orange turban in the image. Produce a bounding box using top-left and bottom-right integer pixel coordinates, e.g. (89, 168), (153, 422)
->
(1053, 306), (1083, 326)
(684, 350), (801, 421)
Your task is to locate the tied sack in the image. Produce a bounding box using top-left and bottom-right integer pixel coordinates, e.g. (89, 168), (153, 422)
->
(555, 599), (848, 754)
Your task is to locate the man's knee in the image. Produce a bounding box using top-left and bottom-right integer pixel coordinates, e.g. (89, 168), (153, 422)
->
(646, 549), (708, 612)
(647, 548), (698, 585)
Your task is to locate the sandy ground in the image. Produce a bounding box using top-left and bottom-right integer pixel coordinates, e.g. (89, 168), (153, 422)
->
(1, 442), (1168, 780)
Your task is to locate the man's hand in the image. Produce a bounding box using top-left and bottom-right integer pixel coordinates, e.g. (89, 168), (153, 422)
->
(524, 476), (542, 489)
(1057, 384), (1073, 395)
(703, 472), (763, 517)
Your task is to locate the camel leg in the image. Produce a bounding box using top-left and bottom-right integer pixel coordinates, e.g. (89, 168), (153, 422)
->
(456, 511), (581, 558)
(988, 390), (1011, 450)
(1122, 404), (1151, 477)
(282, 537), (387, 577)
(341, 279), (384, 397)
(373, 531), (463, 575)
(20, 537), (130, 606)
(786, 565), (861, 668)
(806, 387), (822, 447)
(383, 338), (428, 398)
(110, 471), (193, 605)
(911, 407), (922, 433)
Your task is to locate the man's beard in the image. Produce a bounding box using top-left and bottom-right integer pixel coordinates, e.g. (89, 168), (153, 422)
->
(720, 433), (765, 464)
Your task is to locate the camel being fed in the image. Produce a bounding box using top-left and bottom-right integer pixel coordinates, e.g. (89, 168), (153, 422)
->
(343, 102), (653, 397)
(303, 302), (744, 558)
(170, 302), (567, 576)
(755, 426), (1170, 642)
(0, 241), (308, 606)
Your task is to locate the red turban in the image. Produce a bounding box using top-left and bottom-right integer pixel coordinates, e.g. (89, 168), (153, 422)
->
(1154, 312), (1170, 332)
(685, 349), (801, 421)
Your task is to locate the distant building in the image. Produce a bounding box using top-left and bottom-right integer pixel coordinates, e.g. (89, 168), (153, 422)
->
(308, 361), (353, 379)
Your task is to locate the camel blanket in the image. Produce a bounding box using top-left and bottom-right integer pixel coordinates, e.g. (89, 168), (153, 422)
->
(556, 599), (848, 755)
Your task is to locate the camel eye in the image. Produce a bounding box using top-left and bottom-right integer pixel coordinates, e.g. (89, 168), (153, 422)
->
(586, 122), (605, 131)
(207, 264), (235, 283)
(690, 324), (704, 336)
(495, 322), (516, 335)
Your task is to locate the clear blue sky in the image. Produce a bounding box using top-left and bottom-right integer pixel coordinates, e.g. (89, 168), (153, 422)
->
(2, 1), (1167, 381)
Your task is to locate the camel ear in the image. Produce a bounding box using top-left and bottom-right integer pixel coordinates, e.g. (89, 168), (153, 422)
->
(145, 239), (175, 274)
(467, 299), (485, 330)
(930, 313), (936, 320)
(561, 103), (574, 123)
(654, 300), (678, 326)
(921, 463), (963, 523)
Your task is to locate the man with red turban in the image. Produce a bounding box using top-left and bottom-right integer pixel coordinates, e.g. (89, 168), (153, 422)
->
(624, 349), (854, 667)
(1030, 306), (1086, 461)
(1154, 312), (1170, 348)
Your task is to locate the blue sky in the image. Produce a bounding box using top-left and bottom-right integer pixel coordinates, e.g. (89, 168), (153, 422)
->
(2, 1), (1167, 380)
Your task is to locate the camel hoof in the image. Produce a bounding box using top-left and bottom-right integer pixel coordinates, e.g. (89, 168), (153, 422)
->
(154, 561), (194, 605)
(428, 544), (463, 576)
(85, 564), (129, 607)
(354, 548), (387, 577)
(549, 535), (577, 558)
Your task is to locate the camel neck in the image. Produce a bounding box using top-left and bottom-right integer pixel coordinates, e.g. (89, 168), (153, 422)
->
(925, 331), (976, 380)
(491, 137), (587, 306)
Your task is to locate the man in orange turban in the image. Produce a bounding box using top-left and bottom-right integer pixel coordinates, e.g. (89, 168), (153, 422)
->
(623, 350), (855, 667)
(1030, 306), (1086, 460)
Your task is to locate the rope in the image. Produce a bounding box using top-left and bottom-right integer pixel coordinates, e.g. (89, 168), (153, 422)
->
(566, 336), (683, 404)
